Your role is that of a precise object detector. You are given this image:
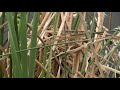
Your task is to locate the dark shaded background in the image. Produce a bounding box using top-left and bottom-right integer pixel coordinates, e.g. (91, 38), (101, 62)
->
(104, 12), (120, 29)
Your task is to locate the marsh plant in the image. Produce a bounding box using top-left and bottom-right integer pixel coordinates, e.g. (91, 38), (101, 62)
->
(0, 12), (120, 78)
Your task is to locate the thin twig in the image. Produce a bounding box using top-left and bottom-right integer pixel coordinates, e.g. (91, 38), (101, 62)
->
(35, 60), (55, 78)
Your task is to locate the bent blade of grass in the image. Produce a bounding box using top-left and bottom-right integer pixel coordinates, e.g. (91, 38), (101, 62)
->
(29, 12), (39, 78)
(18, 12), (28, 77)
(6, 12), (21, 78)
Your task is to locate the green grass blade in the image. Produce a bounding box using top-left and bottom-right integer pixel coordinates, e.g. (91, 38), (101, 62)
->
(53, 12), (59, 33)
(81, 46), (88, 74)
(18, 12), (28, 77)
(28, 12), (39, 78)
(72, 13), (80, 31)
(41, 45), (47, 78)
(71, 13), (80, 35)
(13, 12), (19, 45)
(90, 12), (97, 38)
(6, 12), (21, 78)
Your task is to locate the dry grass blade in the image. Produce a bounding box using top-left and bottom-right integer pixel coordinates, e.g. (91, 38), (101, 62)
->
(38, 12), (51, 33)
(52, 12), (69, 51)
(36, 60), (55, 78)
(99, 62), (120, 75)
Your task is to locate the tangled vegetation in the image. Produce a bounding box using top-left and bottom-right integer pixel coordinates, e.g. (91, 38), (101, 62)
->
(0, 12), (120, 78)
